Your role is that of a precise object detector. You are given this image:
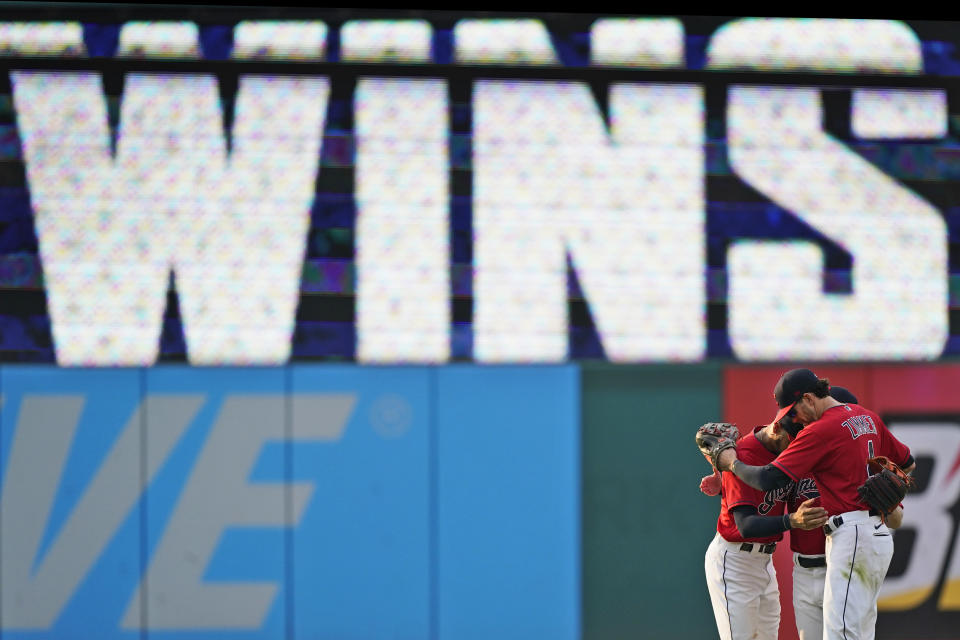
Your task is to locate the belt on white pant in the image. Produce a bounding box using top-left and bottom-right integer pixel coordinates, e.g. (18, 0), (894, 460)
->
(794, 553), (826, 568)
(716, 535), (776, 554)
(823, 509), (880, 535)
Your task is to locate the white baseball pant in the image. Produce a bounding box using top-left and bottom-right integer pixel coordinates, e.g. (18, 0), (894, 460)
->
(792, 553), (826, 640)
(704, 532), (780, 640)
(823, 510), (894, 640)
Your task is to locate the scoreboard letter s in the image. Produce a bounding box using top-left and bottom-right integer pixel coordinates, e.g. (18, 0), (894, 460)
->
(710, 19), (948, 361)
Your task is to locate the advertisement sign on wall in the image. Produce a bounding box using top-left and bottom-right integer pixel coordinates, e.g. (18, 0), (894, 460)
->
(0, 364), (580, 639)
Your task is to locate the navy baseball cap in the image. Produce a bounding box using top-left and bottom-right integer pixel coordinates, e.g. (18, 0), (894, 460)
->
(772, 368), (820, 424)
(829, 386), (858, 404)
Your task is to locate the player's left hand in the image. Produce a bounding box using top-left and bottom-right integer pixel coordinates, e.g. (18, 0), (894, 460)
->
(700, 470), (721, 496)
(716, 447), (737, 472)
(695, 422), (740, 470)
(858, 457), (917, 523)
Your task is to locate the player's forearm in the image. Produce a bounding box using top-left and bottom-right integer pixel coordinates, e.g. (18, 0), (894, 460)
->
(902, 454), (916, 475)
(728, 459), (793, 492)
(886, 506), (904, 529)
(733, 508), (792, 538)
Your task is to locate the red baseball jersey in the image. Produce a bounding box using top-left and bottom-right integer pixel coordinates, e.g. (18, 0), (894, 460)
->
(787, 475), (825, 555)
(772, 403), (911, 517)
(717, 426), (787, 544)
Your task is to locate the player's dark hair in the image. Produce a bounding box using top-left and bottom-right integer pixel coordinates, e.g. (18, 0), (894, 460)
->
(812, 378), (830, 398)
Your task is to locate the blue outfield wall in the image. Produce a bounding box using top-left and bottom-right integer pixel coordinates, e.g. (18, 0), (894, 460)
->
(0, 365), (580, 640)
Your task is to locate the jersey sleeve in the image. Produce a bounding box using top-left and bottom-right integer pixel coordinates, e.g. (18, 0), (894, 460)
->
(770, 426), (824, 482)
(722, 467), (768, 510)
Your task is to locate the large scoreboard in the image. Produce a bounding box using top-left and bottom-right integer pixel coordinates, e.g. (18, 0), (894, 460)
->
(0, 10), (958, 365)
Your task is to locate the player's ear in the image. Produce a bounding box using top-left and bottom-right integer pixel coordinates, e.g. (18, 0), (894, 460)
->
(772, 420), (790, 440)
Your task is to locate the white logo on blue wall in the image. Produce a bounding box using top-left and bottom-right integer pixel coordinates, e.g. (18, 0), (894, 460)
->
(0, 392), (356, 631)
(369, 393), (413, 438)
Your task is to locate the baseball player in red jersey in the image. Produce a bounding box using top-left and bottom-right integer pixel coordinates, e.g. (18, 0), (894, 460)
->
(703, 419), (827, 640)
(786, 386), (905, 640)
(704, 383), (906, 639)
(786, 473), (828, 640)
(715, 369), (915, 640)
(701, 385), (891, 639)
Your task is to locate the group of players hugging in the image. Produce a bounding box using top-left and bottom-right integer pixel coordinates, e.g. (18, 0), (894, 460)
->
(696, 368), (916, 640)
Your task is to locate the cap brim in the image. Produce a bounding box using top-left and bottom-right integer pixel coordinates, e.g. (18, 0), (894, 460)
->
(773, 402), (796, 425)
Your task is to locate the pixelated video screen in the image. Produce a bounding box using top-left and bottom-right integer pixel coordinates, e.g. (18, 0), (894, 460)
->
(0, 11), (959, 365)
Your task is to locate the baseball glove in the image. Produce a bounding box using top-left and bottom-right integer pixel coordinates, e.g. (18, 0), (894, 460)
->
(857, 456), (917, 522)
(695, 422), (740, 470)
